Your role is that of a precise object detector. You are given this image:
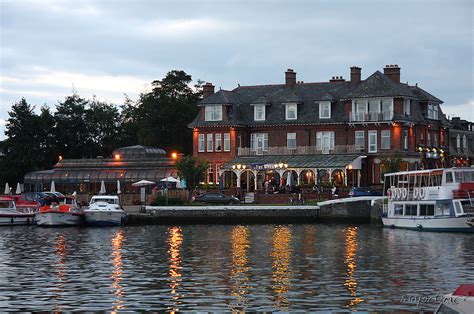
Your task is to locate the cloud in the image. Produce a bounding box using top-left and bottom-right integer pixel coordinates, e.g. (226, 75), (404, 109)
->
(135, 18), (233, 39)
(442, 100), (474, 121)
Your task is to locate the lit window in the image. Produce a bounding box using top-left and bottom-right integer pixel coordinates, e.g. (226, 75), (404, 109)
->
(319, 102), (331, 119)
(285, 103), (297, 120)
(206, 134), (213, 152)
(198, 134), (205, 152)
(355, 131), (365, 150)
(207, 166), (214, 183)
(254, 104), (266, 121)
(287, 133), (296, 150)
(381, 130), (391, 150)
(316, 131), (335, 154)
(368, 130), (377, 153)
(215, 134), (222, 151)
(205, 105), (222, 121)
(224, 133), (230, 152)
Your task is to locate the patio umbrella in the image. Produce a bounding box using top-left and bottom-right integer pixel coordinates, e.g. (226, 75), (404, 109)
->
(160, 176), (180, 183)
(99, 180), (106, 195)
(132, 180), (155, 187)
(117, 180), (121, 194)
(180, 178), (187, 189)
(4, 183), (9, 195)
(50, 181), (56, 193)
(15, 183), (22, 194)
(176, 177), (182, 189)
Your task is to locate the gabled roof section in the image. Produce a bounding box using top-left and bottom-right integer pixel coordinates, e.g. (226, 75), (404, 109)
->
(199, 90), (240, 105)
(409, 86), (443, 103)
(348, 71), (414, 98)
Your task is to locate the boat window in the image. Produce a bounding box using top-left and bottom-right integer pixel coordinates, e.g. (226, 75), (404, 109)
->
(445, 172), (453, 183)
(394, 204), (403, 215)
(430, 173), (442, 186)
(420, 204), (435, 216)
(0, 201), (13, 208)
(404, 204), (417, 216)
(454, 170), (474, 183)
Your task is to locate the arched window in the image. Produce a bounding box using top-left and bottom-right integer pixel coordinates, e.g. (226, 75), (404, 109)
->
(456, 134), (461, 149)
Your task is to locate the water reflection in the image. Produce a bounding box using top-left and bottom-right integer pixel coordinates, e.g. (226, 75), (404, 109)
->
(229, 226), (251, 309)
(54, 233), (67, 312)
(110, 229), (125, 313)
(271, 226), (292, 309)
(343, 226), (364, 307)
(167, 226), (183, 313)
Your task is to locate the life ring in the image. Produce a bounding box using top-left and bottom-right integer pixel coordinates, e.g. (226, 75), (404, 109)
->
(387, 188), (392, 200)
(392, 188), (397, 200)
(402, 188), (408, 200)
(413, 188), (419, 200)
(419, 187), (426, 199)
(397, 188), (403, 200)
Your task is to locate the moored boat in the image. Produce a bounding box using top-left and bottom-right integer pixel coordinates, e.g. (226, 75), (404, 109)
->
(35, 196), (84, 227)
(84, 195), (127, 227)
(0, 197), (36, 225)
(382, 168), (474, 232)
(435, 284), (474, 313)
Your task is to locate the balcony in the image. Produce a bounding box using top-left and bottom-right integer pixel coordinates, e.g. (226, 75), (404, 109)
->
(349, 111), (393, 122)
(237, 145), (361, 156)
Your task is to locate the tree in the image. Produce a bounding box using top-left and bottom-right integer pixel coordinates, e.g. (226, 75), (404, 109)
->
(132, 70), (201, 154)
(176, 155), (208, 200)
(380, 152), (404, 187)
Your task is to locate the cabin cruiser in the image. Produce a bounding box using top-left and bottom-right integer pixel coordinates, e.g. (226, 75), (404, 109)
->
(84, 195), (127, 227)
(382, 168), (474, 232)
(0, 197), (36, 225)
(35, 196), (83, 226)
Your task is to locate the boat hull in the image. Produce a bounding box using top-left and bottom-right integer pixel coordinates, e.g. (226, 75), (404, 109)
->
(35, 211), (83, 227)
(0, 212), (36, 226)
(84, 211), (127, 227)
(382, 216), (474, 232)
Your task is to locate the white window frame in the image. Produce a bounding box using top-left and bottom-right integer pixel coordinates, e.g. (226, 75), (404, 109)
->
(355, 131), (365, 150)
(198, 134), (205, 152)
(368, 99), (380, 121)
(427, 104), (439, 120)
(381, 130), (391, 150)
(285, 103), (297, 120)
(215, 134), (222, 152)
(316, 131), (335, 154)
(368, 130), (377, 153)
(223, 133), (230, 152)
(206, 134), (213, 152)
(287, 132), (296, 150)
(381, 98), (393, 120)
(250, 133), (268, 153)
(403, 99), (411, 115)
(254, 104), (266, 121)
(354, 100), (367, 121)
(204, 105), (222, 121)
(319, 101), (331, 119)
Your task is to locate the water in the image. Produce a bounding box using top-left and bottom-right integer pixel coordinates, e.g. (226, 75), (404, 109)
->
(0, 224), (472, 311)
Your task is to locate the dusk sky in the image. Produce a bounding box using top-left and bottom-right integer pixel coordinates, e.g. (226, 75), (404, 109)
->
(1, 0), (472, 138)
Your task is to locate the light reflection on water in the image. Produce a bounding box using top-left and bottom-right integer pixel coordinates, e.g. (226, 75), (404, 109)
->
(0, 224), (472, 311)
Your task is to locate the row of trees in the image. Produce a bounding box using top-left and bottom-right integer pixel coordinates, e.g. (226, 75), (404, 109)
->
(0, 70), (201, 185)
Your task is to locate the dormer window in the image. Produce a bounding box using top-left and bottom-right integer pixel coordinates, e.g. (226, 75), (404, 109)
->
(254, 104), (266, 121)
(319, 101), (331, 119)
(403, 99), (411, 115)
(285, 103), (297, 120)
(427, 104), (438, 120)
(205, 105), (222, 121)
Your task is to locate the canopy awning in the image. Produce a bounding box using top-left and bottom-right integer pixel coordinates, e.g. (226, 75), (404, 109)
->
(222, 154), (366, 170)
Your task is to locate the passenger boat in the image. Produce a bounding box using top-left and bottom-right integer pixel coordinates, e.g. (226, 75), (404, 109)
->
(382, 168), (474, 232)
(0, 197), (36, 225)
(35, 196), (84, 226)
(84, 195), (127, 227)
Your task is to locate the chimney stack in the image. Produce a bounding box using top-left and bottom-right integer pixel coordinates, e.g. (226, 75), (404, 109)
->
(383, 64), (401, 83)
(285, 69), (296, 87)
(202, 82), (215, 98)
(329, 76), (345, 83)
(350, 66), (361, 84)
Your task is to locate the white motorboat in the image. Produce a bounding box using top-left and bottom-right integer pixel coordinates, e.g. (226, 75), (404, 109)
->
(35, 196), (84, 227)
(382, 168), (474, 232)
(0, 197), (36, 225)
(84, 195), (127, 227)
(435, 284), (474, 313)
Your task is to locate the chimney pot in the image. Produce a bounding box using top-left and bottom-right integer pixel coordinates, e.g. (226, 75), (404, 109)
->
(285, 69), (297, 87)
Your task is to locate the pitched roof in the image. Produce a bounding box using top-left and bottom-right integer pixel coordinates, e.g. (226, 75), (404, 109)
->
(409, 86), (443, 103)
(199, 90), (240, 105)
(348, 71), (414, 98)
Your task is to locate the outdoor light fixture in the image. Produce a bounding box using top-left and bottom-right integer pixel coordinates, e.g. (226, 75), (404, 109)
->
(114, 154), (121, 160)
(237, 164), (242, 169)
(231, 165), (236, 169)
(171, 152), (178, 159)
(58, 155), (63, 161)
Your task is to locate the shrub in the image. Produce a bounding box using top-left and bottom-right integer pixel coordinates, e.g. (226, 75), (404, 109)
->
(151, 196), (186, 206)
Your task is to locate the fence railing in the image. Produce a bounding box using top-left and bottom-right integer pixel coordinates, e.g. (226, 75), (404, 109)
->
(349, 111), (393, 122)
(237, 145), (361, 156)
